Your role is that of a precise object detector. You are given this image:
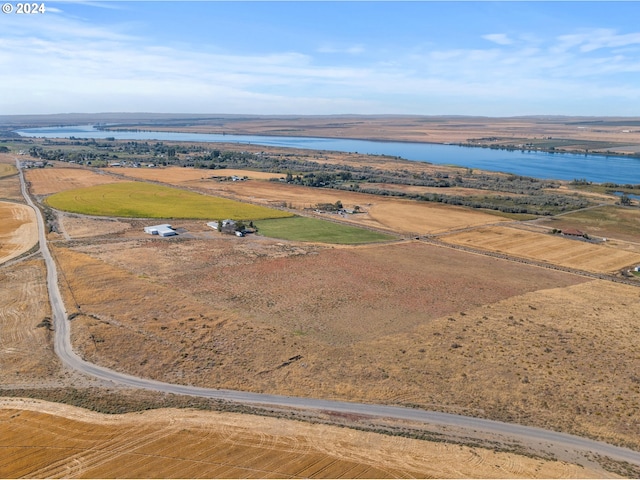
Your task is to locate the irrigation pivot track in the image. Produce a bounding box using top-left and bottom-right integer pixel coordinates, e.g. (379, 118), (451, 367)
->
(16, 159), (640, 469)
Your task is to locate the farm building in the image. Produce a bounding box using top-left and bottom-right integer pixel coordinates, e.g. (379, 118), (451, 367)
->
(207, 219), (244, 237)
(562, 228), (585, 237)
(144, 224), (176, 237)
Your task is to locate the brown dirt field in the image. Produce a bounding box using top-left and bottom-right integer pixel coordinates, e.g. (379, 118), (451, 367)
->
(59, 214), (132, 239)
(117, 165), (281, 182)
(441, 225), (640, 273)
(46, 237), (640, 448)
(24, 165), (121, 195)
(184, 179), (504, 234)
(0, 201), (38, 264)
(0, 399), (604, 479)
(0, 259), (63, 387)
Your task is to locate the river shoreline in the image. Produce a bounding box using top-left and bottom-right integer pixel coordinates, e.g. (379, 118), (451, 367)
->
(15, 125), (640, 184)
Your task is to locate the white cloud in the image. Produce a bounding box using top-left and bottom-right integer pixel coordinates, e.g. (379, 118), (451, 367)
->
(482, 34), (513, 46)
(2, 11), (640, 116)
(317, 44), (365, 55)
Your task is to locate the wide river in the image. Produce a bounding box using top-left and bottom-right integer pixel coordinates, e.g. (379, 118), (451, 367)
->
(17, 124), (640, 184)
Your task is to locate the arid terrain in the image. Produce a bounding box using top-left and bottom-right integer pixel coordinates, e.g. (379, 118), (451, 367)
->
(1, 398), (610, 479)
(96, 114), (640, 155)
(2, 123), (640, 478)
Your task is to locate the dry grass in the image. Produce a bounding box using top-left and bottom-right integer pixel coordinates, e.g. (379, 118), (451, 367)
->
(187, 179), (503, 234)
(0, 259), (63, 386)
(48, 236), (640, 449)
(537, 205), (640, 244)
(0, 201), (38, 264)
(25, 165), (121, 195)
(52, 235), (640, 448)
(441, 225), (640, 273)
(0, 164), (17, 179)
(0, 399), (602, 479)
(0, 154), (22, 202)
(59, 214), (132, 239)
(117, 165), (281, 182)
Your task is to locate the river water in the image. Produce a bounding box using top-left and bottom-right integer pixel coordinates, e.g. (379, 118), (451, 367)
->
(16, 124), (640, 184)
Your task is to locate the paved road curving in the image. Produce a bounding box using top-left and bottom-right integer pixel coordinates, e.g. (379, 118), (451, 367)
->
(16, 160), (640, 468)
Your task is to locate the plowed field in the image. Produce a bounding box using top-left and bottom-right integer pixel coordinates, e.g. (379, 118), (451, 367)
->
(0, 259), (62, 385)
(0, 201), (38, 264)
(0, 399), (604, 479)
(441, 225), (640, 273)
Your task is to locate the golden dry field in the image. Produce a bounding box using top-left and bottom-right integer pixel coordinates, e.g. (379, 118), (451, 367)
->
(441, 225), (640, 273)
(537, 205), (640, 244)
(24, 165), (121, 195)
(182, 179), (504, 234)
(44, 234), (640, 450)
(0, 259), (63, 386)
(0, 399), (606, 479)
(0, 164), (17, 179)
(0, 201), (38, 264)
(0, 154), (22, 202)
(117, 165), (281, 182)
(3, 144), (640, 476)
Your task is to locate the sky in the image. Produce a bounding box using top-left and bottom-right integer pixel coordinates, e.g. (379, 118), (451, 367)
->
(2, 1), (640, 117)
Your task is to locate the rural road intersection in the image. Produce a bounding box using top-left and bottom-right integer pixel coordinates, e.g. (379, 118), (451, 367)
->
(16, 160), (640, 470)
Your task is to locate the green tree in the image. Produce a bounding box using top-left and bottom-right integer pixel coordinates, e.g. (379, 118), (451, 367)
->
(620, 194), (632, 206)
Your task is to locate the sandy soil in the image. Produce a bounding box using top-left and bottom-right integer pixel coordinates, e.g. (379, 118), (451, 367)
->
(441, 225), (640, 273)
(0, 201), (38, 264)
(0, 398), (610, 479)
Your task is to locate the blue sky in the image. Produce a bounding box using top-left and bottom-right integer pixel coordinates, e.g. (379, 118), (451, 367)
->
(2, 1), (640, 116)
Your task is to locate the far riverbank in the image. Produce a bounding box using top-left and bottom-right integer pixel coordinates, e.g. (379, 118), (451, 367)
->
(16, 125), (640, 184)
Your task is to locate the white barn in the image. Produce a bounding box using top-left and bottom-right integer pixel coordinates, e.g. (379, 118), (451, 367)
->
(144, 224), (176, 237)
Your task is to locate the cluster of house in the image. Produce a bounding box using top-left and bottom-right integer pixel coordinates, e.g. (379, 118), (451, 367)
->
(108, 162), (156, 168)
(209, 175), (247, 182)
(207, 220), (245, 236)
(20, 161), (53, 169)
(143, 220), (247, 238)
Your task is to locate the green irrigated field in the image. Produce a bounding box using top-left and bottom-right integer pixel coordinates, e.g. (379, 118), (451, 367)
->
(45, 181), (294, 220)
(255, 216), (396, 244)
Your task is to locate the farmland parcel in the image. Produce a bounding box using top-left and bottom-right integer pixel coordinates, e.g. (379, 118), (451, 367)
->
(45, 181), (294, 220)
(4, 136), (640, 477)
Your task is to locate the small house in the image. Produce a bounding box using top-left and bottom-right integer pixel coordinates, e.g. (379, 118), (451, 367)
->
(562, 228), (585, 237)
